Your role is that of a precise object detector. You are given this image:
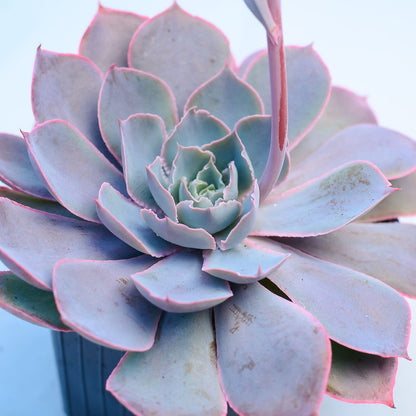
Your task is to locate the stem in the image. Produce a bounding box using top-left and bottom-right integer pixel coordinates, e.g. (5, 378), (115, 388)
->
(258, 0), (288, 202)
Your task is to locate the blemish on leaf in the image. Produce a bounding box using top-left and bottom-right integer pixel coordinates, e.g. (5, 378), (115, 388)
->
(239, 357), (255, 373)
(120, 291), (141, 307)
(209, 340), (217, 366)
(184, 362), (193, 375)
(117, 277), (128, 285)
(228, 303), (255, 333)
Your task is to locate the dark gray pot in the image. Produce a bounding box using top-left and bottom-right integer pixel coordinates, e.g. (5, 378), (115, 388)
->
(52, 331), (134, 416)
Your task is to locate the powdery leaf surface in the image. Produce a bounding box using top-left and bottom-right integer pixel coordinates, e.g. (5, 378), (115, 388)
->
(107, 311), (227, 416)
(54, 257), (161, 351)
(215, 283), (330, 416)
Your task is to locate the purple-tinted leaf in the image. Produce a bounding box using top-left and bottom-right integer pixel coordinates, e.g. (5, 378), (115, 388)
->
(161, 108), (229, 168)
(32, 48), (110, 157)
(0, 198), (136, 290)
(0, 271), (69, 331)
(185, 66), (263, 128)
(327, 342), (397, 406)
(0, 187), (76, 219)
(203, 236), (289, 283)
(254, 162), (394, 237)
(244, 46), (331, 147)
(54, 258), (161, 351)
(359, 172), (416, 222)
(79, 5), (146, 72)
(177, 199), (241, 235)
(128, 3), (231, 115)
(282, 124), (416, 192)
(285, 222), (416, 298)
(203, 132), (254, 196)
(25, 120), (126, 222)
(290, 86), (377, 167)
(132, 250), (232, 313)
(0, 133), (51, 199)
(238, 49), (265, 78)
(107, 311), (226, 416)
(217, 181), (259, 250)
(96, 183), (177, 258)
(215, 282), (331, 416)
(141, 209), (216, 250)
(121, 113), (166, 207)
(98, 66), (177, 161)
(269, 241), (410, 357)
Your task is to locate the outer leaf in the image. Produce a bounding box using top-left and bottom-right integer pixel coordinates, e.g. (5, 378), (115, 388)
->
(269, 242), (410, 357)
(0, 198), (136, 290)
(141, 209), (216, 250)
(0, 187), (76, 219)
(185, 66), (263, 128)
(327, 342), (397, 406)
(284, 222), (416, 298)
(202, 236), (289, 283)
(290, 86), (377, 167)
(32, 48), (110, 157)
(132, 250), (232, 313)
(238, 50), (264, 78)
(25, 120), (126, 222)
(79, 5), (146, 72)
(282, 124), (416, 192)
(215, 282), (331, 416)
(96, 183), (177, 258)
(98, 67), (177, 161)
(107, 311), (226, 416)
(359, 172), (416, 221)
(161, 108), (229, 168)
(128, 3), (231, 115)
(121, 113), (167, 207)
(254, 162), (394, 237)
(244, 46), (331, 147)
(0, 271), (69, 331)
(54, 258), (161, 351)
(0, 133), (51, 199)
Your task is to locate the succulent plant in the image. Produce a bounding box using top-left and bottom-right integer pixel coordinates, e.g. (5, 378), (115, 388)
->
(1, 1), (416, 415)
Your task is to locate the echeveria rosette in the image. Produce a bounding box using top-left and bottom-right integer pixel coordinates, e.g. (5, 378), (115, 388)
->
(0, 2), (415, 416)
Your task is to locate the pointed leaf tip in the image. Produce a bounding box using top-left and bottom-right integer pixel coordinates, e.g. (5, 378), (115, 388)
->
(185, 65), (264, 128)
(128, 4), (231, 116)
(79, 5), (146, 72)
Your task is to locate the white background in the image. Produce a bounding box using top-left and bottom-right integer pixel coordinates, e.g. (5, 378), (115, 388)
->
(0, 1), (415, 415)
